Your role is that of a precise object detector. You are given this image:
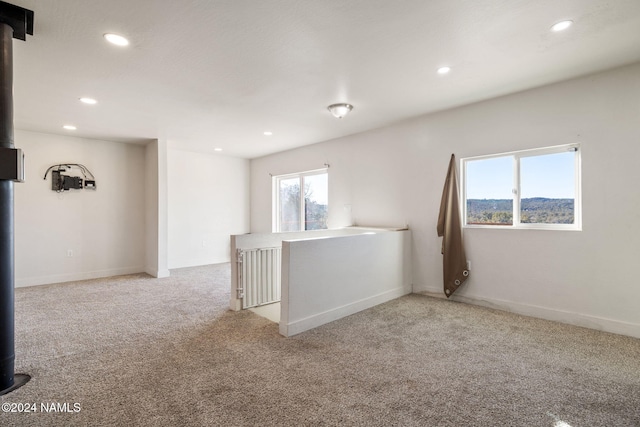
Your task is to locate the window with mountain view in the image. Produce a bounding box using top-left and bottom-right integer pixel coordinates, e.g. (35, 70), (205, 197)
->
(274, 169), (328, 232)
(462, 144), (581, 230)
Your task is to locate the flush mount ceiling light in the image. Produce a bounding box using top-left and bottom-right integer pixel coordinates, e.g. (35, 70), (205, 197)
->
(551, 20), (573, 32)
(214, 148), (223, 152)
(63, 125), (77, 130)
(327, 103), (353, 119)
(437, 66), (451, 75)
(79, 97), (97, 105)
(263, 131), (273, 136)
(104, 33), (129, 46)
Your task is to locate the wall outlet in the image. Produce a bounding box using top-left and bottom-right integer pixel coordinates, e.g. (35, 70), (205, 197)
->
(466, 260), (471, 270)
(67, 249), (74, 257)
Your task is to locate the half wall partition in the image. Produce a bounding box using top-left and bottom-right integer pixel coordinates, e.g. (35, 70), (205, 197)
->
(230, 227), (412, 336)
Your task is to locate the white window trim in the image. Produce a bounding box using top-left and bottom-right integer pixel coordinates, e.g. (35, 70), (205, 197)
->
(461, 143), (581, 231)
(272, 168), (328, 232)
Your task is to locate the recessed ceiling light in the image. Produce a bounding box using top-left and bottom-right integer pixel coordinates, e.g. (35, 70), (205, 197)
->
(104, 33), (129, 46)
(63, 125), (77, 130)
(437, 66), (451, 75)
(214, 148), (223, 152)
(264, 131), (273, 136)
(79, 97), (97, 105)
(551, 20), (573, 32)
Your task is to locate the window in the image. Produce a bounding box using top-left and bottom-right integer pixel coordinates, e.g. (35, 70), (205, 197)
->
(273, 169), (328, 232)
(462, 144), (581, 230)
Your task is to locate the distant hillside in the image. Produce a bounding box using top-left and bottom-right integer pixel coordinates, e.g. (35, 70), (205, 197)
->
(467, 198), (574, 225)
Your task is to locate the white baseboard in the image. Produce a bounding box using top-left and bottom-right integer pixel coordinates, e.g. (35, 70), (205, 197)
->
(280, 284), (411, 337)
(15, 266), (146, 288)
(168, 257), (230, 270)
(414, 285), (640, 339)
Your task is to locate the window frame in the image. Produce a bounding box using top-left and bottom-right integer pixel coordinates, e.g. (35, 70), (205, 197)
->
(461, 144), (582, 231)
(272, 168), (328, 232)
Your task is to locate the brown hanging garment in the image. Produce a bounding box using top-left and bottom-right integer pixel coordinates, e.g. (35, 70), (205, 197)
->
(437, 154), (469, 297)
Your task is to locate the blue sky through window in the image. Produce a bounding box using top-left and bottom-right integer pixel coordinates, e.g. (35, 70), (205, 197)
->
(466, 156), (513, 199)
(466, 152), (574, 199)
(521, 152), (574, 199)
(304, 173), (328, 205)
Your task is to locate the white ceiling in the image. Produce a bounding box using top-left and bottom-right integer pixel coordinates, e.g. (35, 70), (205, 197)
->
(9, 0), (640, 159)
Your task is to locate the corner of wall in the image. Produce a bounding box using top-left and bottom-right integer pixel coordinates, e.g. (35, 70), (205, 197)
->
(144, 139), (169, 278)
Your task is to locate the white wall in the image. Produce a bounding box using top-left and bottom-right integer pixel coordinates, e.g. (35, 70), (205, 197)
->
(230, 226), (402, 311)
(14, 134), (248, 286)
(251, 62), (640, 338)
(280, 230), (412, 337)
(167, 148), (250, 269)
(14, 130), (147, 287)
(145, 139), (169, 278)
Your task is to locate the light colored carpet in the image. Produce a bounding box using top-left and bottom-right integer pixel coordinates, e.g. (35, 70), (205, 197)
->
(1, 264), (639, 426)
